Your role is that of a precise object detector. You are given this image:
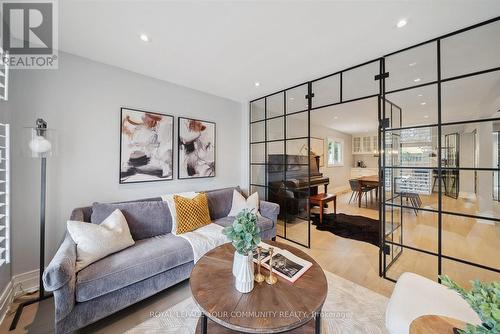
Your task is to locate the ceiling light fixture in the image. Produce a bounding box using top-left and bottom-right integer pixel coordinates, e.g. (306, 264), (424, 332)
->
(333, 116), (338, 120)
(414, 78), (421, 82)
(420, 102), (427, 106)
(418, 94), (423, 97)
(254, 82), (260, 87)
(409, 62), (417, 67)
(290, 97), (295, 101)
(424, 115), (429, 119)
(139, 34), (151, 42)
(396, 19), (408, 28)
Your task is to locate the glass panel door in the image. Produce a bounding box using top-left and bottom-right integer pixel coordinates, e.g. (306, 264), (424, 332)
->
(382, 98), (403, 274)
(444, 133), (459, 199)
(493, 131), (499, 201)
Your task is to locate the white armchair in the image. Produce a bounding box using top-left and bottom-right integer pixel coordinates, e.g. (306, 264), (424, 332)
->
(385, 272), (481, 334)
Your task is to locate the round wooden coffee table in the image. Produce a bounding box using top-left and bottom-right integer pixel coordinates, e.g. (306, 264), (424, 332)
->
(190, 241), (327, 334)
(410, 315), (466, 334)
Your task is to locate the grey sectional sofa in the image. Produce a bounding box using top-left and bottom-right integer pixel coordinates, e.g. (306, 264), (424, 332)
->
(43, 187), (279, 333)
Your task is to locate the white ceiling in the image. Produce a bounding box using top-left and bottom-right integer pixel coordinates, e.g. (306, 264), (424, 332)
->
(310, 98), (378, 134)
(57, 1), (500, 102)
(309, 68), (500, 135)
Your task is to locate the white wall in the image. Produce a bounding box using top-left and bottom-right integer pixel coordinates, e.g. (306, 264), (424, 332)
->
(354, 153), (378, 168)
(311, 126), (353, 193)
(9, 52), (244, 275)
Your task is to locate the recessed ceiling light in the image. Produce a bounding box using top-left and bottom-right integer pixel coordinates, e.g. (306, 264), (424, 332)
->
(414, 78), (421, 82)
(420, 102), (427, 106)
(396, 19), (408, 28)
(139, 34), (151, 42)
(409, 62), (417, 67)
(254, 82), (260, 87)
(418, 94), (423, 97)
(290, 97), (295, 101)
(333, 116), (338, 120)
(424, 115), (429, 119)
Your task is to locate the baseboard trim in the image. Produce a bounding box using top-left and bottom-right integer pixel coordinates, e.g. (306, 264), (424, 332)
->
(0, 269), (40, 326)
(12, 269), (39, 297)
(0, 280), (14, 325)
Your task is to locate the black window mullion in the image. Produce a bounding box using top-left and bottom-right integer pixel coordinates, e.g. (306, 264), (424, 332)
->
(437, 39), (443, 279)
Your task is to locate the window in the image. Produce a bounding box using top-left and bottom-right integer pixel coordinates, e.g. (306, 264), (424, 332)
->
(327, 137), (344, 167)
(400, 127), (434, 167)
(0, 123), (9, 265)
(1, 48), (8, 101)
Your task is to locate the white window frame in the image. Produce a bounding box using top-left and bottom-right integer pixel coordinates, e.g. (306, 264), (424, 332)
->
(0, 123), (9, 266)
(327, 137), (344, 167)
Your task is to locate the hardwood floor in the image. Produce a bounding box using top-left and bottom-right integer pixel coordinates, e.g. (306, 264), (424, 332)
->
(277, 190), (500, 291)
(277, 191), (393, 297)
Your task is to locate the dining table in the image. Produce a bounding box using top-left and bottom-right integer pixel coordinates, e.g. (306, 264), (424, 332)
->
(357, 175), (379, 208)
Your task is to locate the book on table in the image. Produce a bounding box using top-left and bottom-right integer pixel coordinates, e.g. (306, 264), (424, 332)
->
(252, 242), (312, 283)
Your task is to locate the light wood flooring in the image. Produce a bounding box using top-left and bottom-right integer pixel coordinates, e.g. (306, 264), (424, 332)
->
(278, 190), (500, 291)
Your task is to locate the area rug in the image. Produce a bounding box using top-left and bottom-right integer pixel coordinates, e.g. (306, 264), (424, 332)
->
(311, 213), (380, 247)
(125, 271), (388, 334)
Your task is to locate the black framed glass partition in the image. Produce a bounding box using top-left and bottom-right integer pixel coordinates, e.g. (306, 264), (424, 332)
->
(380, 17), (500, 286)
(250, 16), (500, 287)
(250, 85), (312, 247)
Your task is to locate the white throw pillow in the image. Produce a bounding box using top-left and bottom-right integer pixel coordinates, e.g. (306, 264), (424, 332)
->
(67, 209), (135, 272)
(161, 191), (198, 235)
(228, 190), (260, 216)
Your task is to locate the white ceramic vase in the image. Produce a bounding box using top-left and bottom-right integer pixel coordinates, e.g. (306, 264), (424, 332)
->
(233, 251), (254, 293)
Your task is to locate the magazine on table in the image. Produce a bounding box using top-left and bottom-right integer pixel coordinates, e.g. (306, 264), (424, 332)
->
(251, 242), (312, 283)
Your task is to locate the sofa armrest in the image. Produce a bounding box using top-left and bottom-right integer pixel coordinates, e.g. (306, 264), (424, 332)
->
(260, 200), (280, 223)
(43, 232), (76, 321)
(43, 232), (77, 322)
(43, 232), (76, 291)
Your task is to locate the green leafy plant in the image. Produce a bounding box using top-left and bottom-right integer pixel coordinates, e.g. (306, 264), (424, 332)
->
(222, 210), (261, 255)
(439, 275), (500, 334)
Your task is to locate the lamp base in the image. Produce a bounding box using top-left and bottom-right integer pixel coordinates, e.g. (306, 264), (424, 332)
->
(9, 292), (53, 331)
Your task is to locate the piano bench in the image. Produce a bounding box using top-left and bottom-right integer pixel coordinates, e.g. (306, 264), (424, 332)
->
(309, 193), (337, 224)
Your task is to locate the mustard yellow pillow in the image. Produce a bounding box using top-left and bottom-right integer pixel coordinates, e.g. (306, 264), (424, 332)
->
(173, 193), (211, 234)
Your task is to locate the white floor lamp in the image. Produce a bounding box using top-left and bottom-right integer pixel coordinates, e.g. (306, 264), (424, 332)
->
(10, 118), (55, 330)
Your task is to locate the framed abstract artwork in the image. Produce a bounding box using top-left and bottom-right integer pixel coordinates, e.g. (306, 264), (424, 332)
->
(178, 117), (216, 179)
(119, 107), (174, 184)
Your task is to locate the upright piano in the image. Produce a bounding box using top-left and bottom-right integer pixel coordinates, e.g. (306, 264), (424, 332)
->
(267, 153), (330, 218)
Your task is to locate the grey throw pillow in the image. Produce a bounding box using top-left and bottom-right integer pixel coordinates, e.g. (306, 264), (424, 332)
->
(91, 201), (172, 240)
(205, 187), (242, 220)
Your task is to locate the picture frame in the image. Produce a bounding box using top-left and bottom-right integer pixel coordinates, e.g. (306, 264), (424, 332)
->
(178, 117), (216, 179)
(119, 107), (174, 184)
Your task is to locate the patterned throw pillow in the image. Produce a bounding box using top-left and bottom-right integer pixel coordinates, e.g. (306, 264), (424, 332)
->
(174, 193), (212, 234)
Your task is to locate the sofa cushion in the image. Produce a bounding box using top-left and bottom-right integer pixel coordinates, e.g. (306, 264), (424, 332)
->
(91, 201), (172, 240)
(68, 209), (135, 272)
(75, 234), (194, 302)
(205, 187), (241, 220)
(228, 189), (259, 216)
(213, 215), (274, 232)
(174, 193), (211, 234)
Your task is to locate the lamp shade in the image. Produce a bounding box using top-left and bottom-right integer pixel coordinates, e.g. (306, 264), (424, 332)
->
(23, 119), (57, 158)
